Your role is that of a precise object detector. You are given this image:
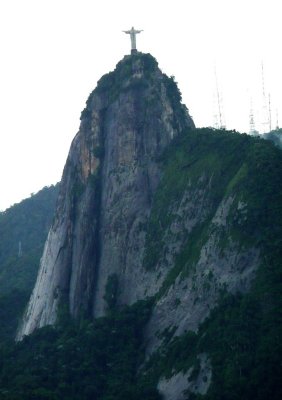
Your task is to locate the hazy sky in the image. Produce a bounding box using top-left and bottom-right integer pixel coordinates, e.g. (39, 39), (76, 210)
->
(0, 0), (281, 211)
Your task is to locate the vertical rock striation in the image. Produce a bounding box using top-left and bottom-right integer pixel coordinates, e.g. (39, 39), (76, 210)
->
(17, 53), (195, 339)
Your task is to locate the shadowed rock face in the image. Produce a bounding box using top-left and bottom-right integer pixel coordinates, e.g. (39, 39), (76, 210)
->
(17, 53), (195, 339)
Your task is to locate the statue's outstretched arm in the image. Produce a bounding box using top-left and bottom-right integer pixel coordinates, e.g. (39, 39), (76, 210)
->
(123, 30), (130, 34)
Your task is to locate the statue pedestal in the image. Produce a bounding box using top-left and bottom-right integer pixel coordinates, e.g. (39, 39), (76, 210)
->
(131, 49), (138, 55)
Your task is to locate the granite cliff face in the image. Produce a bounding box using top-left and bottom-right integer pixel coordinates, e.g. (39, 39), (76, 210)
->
(17, 53), (195, 338)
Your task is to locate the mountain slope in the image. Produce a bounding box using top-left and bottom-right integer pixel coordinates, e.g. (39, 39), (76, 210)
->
(0, 185), (59, 341)
(0, 184), (59, 294)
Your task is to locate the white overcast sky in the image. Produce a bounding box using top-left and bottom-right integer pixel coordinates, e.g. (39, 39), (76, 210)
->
(0, 0), (281, 211)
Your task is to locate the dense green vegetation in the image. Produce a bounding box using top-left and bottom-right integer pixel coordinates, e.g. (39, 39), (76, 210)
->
(81, 53), (159, 119)
(0, 184), (59, 293)
(0, 185), (59, 342)
(0, 300), (159, 400)
(0, 128), (281, 399)
(263, 128), (282, 149)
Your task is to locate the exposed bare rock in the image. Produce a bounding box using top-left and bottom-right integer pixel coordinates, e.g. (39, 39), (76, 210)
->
(158, 354), (212, 399)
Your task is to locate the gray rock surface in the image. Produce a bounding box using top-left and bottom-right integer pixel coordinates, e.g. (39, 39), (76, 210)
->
(158, 354), (212, 399)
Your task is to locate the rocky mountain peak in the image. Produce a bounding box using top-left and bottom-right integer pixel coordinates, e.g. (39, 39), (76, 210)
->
(17, 53), (195, 339)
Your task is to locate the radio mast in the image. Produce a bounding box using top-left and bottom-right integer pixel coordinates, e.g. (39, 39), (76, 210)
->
(214, 66), (226, 129)
(261, 62), (269, 133)
(268, 94), (272, 132)
(249, 98), (258, 136)
(275, 109), (279, 130)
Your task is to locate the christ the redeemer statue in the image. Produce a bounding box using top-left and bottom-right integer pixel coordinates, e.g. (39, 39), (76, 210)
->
(123, 27), (143, 54)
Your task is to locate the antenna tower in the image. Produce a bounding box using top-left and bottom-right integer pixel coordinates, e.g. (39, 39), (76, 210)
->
(249, 99), (258, 135)
(268, 94), (272, 132)
(214, 67), (226, 129)
(213, 92), (219, 129)
(261, 62), (269, 133)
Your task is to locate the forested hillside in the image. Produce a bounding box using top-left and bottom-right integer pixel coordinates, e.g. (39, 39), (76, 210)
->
(0, 184), (59, 341)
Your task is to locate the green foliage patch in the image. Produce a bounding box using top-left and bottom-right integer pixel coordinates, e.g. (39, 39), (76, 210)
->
(0, 186), (59, 344)
(0, 185), (59, 295)
(0, 299), (160, 400)
(81, 53), (159, 117)
(262, 128), (282, 149)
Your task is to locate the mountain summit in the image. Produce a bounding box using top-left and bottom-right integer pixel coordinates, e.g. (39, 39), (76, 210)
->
(17, 53), (195, 338)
